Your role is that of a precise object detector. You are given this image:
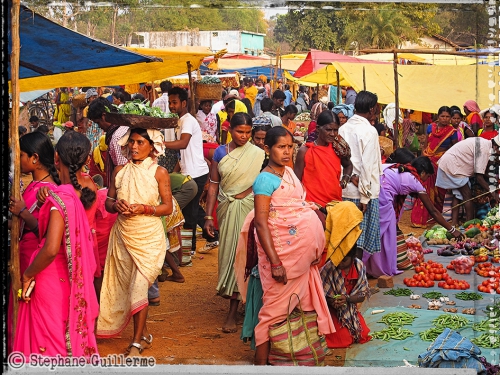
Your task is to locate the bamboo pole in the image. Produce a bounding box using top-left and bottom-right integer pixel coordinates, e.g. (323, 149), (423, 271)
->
(273, 47), (280, 95)
(336, 71), (340, 104)
(9, 0), (22, 346)
(393, 50), (400, 148)
(187, 61), (196, 116)
(362, 66), (366, 90)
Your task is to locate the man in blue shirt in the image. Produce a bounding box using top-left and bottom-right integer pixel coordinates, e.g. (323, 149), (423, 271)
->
(284, 84), (293, 107)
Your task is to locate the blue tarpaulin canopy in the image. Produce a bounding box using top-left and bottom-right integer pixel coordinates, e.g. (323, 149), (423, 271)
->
(199, 64), (291, 79)
(8, 4), (158, 81)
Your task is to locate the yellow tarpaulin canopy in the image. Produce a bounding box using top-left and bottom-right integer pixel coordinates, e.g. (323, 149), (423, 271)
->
(16, 46), (213, 92)
(357, 53), (478, 65)
(298, 62), (498, 113)
(283, 70), (322, 87)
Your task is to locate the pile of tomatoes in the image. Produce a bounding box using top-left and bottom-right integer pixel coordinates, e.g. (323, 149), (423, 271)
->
(403, 260), (447, 288)
(478, 278), (500, 294)
(473, 255), (490, 263)
(436, 276), (471, 290)
(474, 262), (500, 278)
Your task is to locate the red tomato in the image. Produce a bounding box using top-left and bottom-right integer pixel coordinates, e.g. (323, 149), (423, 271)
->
(444, 284), (450, 289)
(435, 274), (443, 281)
(446, 279), (454, 286)
(438, 281), (445, 288)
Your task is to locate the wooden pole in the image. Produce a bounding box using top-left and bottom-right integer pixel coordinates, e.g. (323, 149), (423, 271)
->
(187, 61), (196, 116)
(362, 66), (366, 90)
(336, 71), (340, 105)
(9, 0), (22, 346)
(393, 50), (400, 148)
(273, 47), (280, 94)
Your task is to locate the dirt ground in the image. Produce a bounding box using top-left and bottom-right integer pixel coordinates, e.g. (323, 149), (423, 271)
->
(96, 210), (426, 366)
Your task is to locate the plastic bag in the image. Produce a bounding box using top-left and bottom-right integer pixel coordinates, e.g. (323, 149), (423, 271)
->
(409, 134), (420, 152)
(450, 256), (474, 274)
(406, 236), (424, 266)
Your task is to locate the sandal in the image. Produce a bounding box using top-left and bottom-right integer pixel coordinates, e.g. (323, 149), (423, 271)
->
(125, 342), (143, 357)
(141, 334), (153, 349)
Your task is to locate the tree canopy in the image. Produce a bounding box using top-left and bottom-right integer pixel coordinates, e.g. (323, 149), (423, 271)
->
(21, 1), (490, 52)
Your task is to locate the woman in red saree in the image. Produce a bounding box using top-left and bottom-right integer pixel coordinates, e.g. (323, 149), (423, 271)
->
(320, 245), (371, 348)
(411, 106), (458, 227)
(14, 131), (99, 360)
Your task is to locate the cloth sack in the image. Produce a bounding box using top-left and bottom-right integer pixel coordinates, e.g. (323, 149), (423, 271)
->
(396, 233), (413, 270)
(268, 294), (327, 366)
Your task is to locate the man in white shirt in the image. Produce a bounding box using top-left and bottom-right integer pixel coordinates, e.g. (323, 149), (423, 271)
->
(436, 136), (499, 226)
(166, 87), (217, 257)
(339, 90), (382, 258)
(261, 97), (282, 127)
(152, 80), (179, 173)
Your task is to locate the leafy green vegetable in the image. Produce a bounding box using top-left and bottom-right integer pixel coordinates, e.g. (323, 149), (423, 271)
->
(113, 100), (179, 119)
(198, 76), (221, 84)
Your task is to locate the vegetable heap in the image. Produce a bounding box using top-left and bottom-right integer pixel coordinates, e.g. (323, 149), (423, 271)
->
(112, 100), (179, 118)
(383, 287), (413, 296)
(482, 206), (500, 228)
(198, 76), (221, 84)
(294, 112), (311, 122)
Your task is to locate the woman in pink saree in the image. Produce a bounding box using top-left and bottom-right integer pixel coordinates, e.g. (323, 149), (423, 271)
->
(8, 132), (60, 352)
(237, 127), (335, 365)
(14, 131), (99, 360)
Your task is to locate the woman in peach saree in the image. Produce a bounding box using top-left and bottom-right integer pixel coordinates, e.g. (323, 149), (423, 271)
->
(236, 127), (334, 365)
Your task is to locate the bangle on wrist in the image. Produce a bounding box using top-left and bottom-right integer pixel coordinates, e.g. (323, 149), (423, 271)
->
(271, 261), (283, 269)
(341, 174), (351, 181)
(447, 226), (456, 234)
(151, 205), (156, 216)
(204, 215), (214, 220)
(18, 207), (27, 216)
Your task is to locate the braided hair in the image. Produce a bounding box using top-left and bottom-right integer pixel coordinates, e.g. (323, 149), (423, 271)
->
(55, 131), (96, 209)
(20, 132), (61, 185)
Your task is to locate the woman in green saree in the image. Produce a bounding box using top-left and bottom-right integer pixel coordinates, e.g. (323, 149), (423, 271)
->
(204, 113), (265, 333)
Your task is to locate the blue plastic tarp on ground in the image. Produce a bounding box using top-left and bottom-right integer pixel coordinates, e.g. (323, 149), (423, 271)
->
(8, 5), (157, 80)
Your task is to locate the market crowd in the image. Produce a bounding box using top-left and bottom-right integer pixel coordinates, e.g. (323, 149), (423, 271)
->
(8, 78), (500, 365)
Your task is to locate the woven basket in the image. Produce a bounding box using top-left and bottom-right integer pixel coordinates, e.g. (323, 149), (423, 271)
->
(104, 113), (178, 129)
(71, 93), (87, 109)
(195, 82), (223, 101)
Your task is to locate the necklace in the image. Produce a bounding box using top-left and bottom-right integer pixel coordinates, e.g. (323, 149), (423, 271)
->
(28, 173), (51, 191)
(268, 164), (284, 178)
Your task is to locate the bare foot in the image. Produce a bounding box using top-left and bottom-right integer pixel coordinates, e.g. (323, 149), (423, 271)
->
(221, 317), (238, 333)
(165, 275), (185, 283)
(126, 345), (142, 358)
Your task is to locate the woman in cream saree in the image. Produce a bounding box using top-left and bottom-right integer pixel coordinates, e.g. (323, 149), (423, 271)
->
(204, 113), (265, 333)
(96, 128), (173, 357)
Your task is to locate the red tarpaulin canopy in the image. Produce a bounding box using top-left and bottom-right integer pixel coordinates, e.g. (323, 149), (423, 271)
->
(293, 49), (388, 78)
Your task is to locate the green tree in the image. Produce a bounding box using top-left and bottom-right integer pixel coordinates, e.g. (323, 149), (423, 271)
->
(274, 5), (346, 51)
(345, 6), (419, 49)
